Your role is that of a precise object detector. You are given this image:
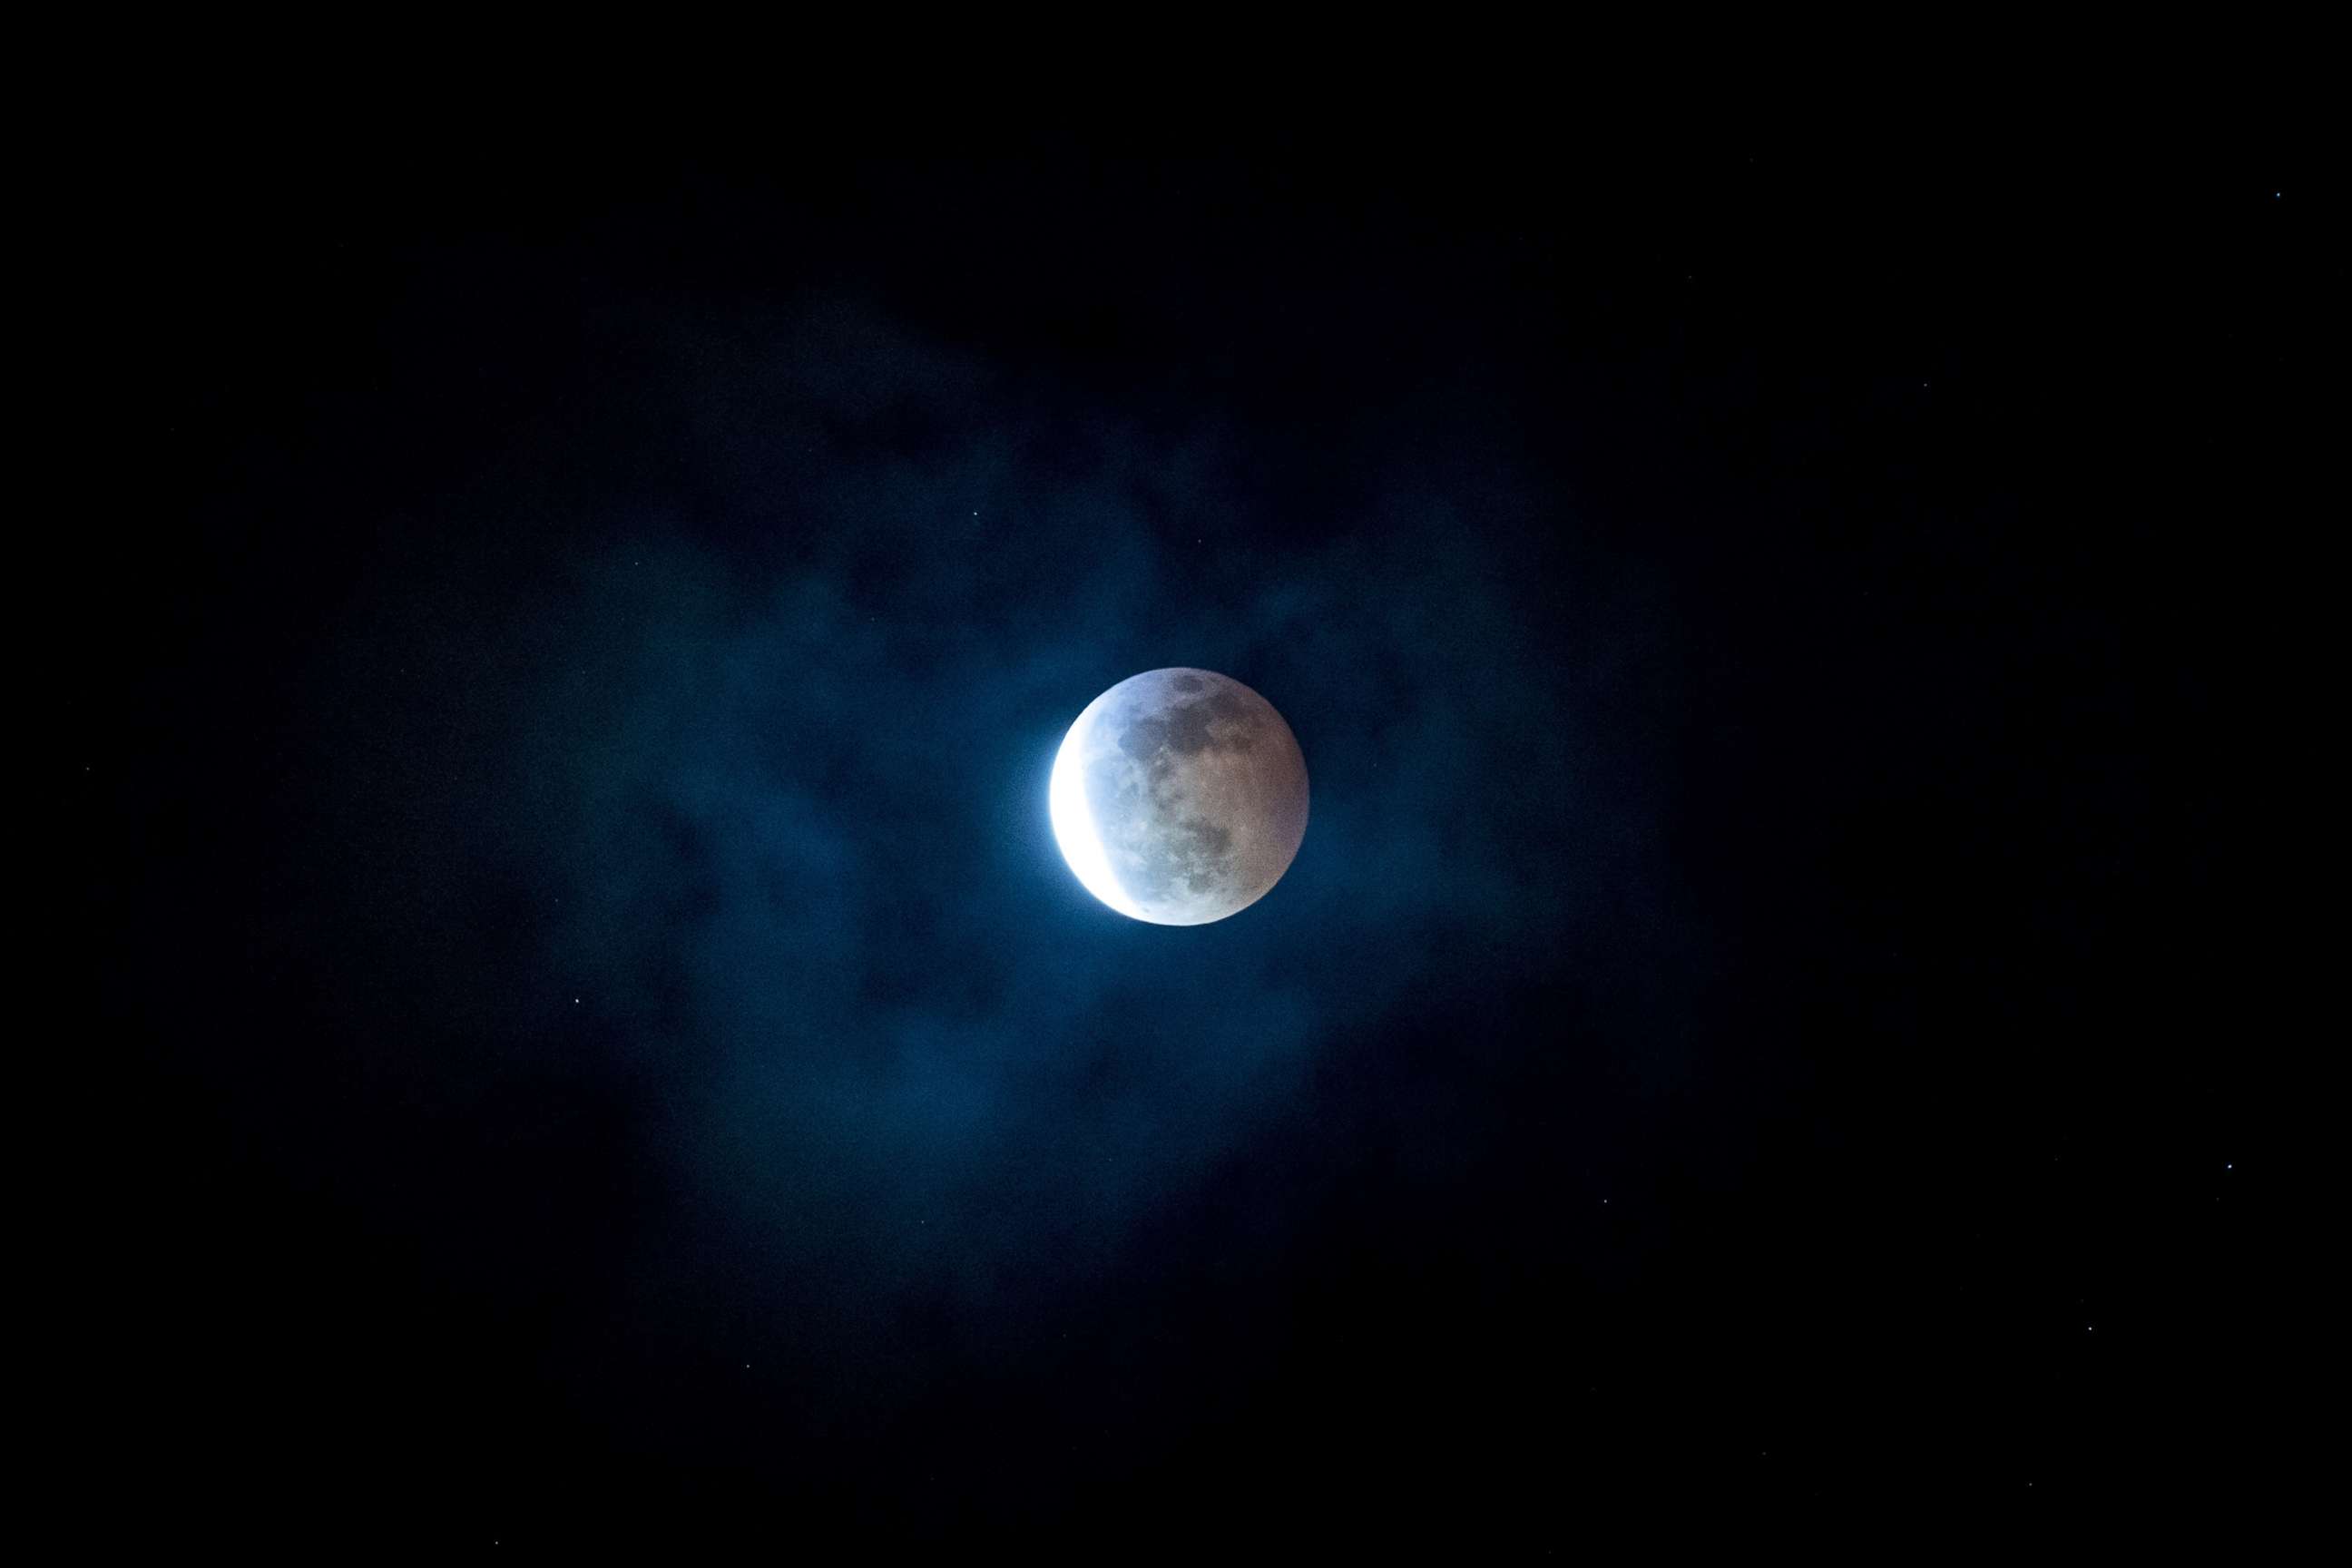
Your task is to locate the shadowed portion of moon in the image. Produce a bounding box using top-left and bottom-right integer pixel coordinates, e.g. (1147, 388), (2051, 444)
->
(1050, 669), (1309, 925)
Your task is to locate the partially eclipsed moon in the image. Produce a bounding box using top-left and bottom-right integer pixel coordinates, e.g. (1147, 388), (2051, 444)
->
(1050, 668), (1309, 925)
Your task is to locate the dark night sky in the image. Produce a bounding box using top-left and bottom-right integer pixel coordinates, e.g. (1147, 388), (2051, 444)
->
(71, 123), (2304, 1544)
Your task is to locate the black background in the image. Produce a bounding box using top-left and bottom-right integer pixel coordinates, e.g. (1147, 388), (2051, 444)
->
(72, 120), (2303, 1544)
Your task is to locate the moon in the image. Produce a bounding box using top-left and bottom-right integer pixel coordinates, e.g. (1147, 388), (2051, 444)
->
(1050, 668), (1309, 925)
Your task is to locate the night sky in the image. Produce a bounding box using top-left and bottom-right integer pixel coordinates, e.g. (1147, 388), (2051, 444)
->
(75, 128), (2300, 1544)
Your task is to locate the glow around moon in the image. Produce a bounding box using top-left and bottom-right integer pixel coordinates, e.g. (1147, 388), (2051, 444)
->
(1049, 668), (1309, 926)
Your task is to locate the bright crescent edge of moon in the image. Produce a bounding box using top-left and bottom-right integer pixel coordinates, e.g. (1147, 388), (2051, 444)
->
(1048, 699), (1149, 922)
